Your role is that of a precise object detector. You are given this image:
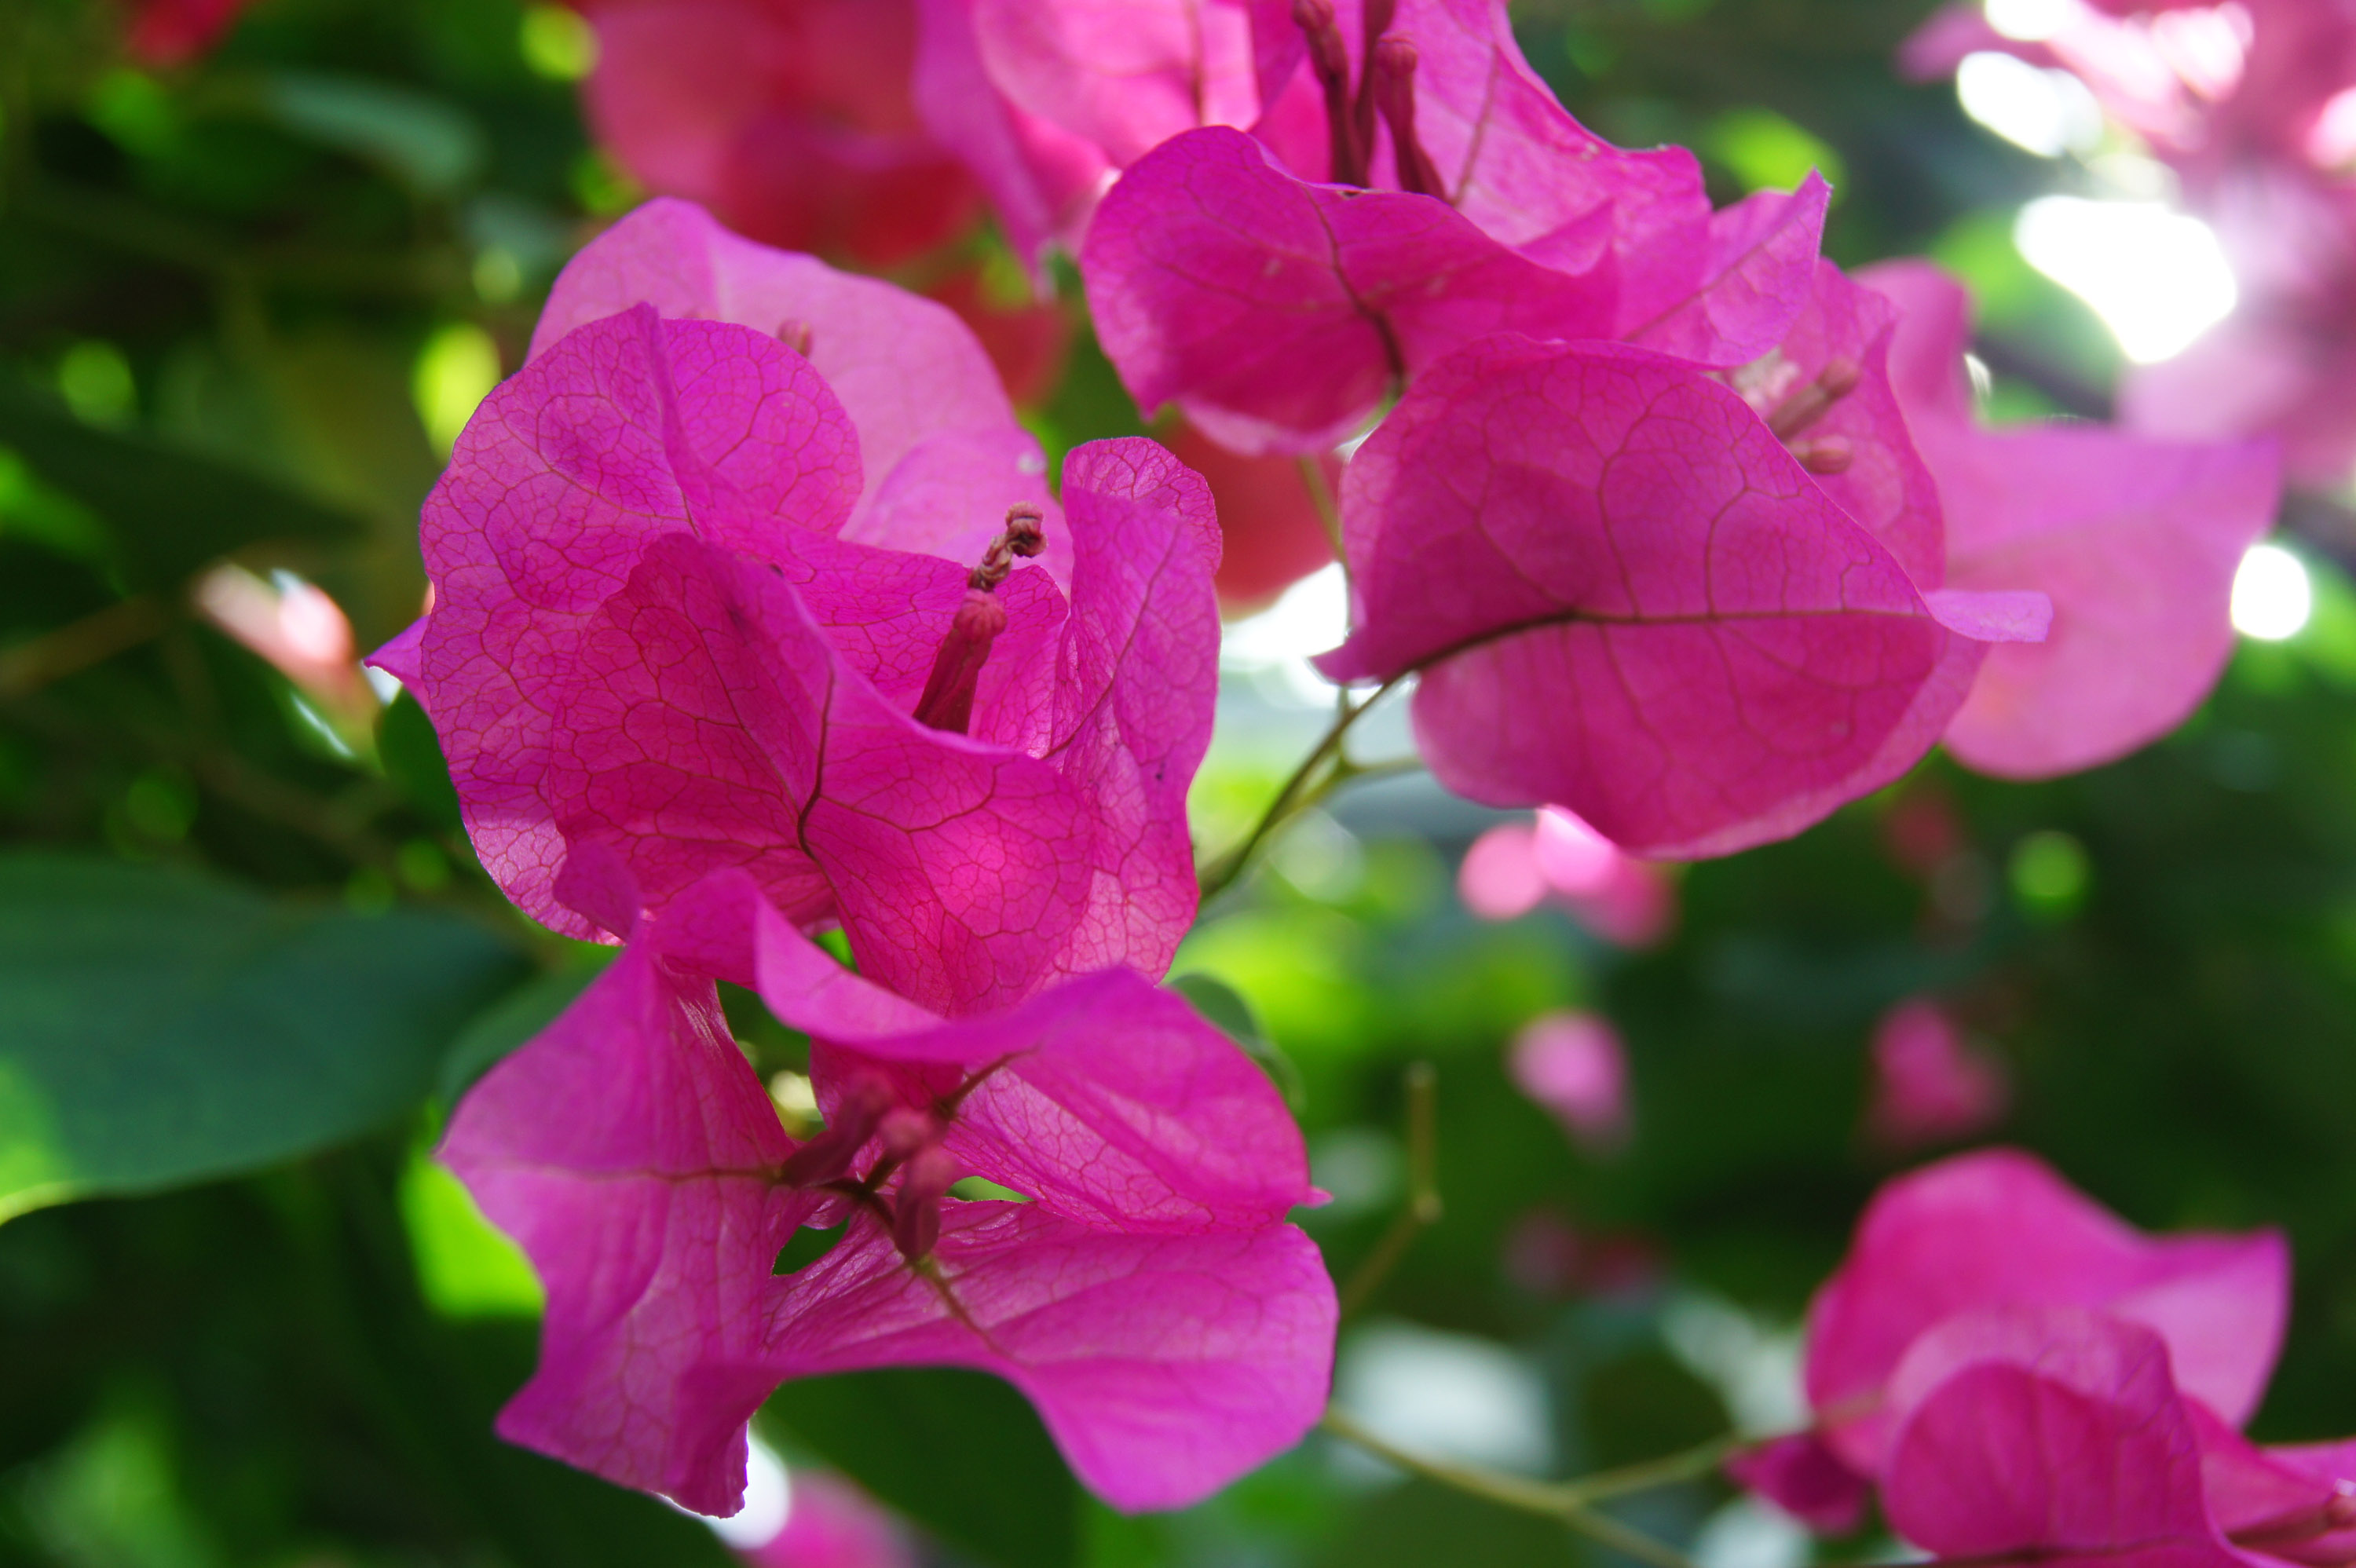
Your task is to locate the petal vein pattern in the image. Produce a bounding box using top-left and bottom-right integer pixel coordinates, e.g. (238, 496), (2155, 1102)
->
(442, 865), (1333, 1519)
(1315, 336), (1999, 859)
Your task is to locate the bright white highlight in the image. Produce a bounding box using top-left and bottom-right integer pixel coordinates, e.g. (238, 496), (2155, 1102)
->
(1956, 51), (2103, 156)
(2231, 543), (2312, 641)
(1985, 0), (2074, 42)
(1695, 1497), (1813, 1568)
(1221, 561), (1349, 706)
(2013, 196), (2237, 362)
(696, 1435), (792, 1547)
(1332, 1323), (1553, 1480)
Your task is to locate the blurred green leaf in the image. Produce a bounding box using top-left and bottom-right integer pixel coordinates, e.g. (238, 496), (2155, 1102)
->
(0, 854), (527, 1223)
(0, 378), (365, 588)
(255, 71), (487, 196)
(1312, 1478), (1577, 1568)
(764, 1367), (1079, 1568)
(379, 689), (463, 832)
(437, 957), (608, 1106)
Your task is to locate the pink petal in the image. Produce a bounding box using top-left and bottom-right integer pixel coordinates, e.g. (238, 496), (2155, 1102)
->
(803, 967), (1315, 1234)
(970, 0), (1267, 166)
(1804, 1148), (2290, 1475)
(1627, 177), (1831, 367)
(1767, 260), (1951, 589)
(1880, 1307), (2237, 1566)
(1381, 0), (1711, 301)
(1160, 419), (1337, 614)
(2186, 1399), (2356, 1560)
(765, 1204), (1336, 1511)
(913, 0), (1116, 265)
(1081, 126), (1619, 455)
(532, 199), (1053, 568)
(1314, 336), (1999, 860)
(1865, 259), (2281, 779)
(1725, 1432), (1871, 1535)
(450, 868), (1336, 1517)
(576, 0), (979, 269)
(415, 306), (862, 934)
(441, 931), (810, 1517)
(738, 1471), (914, 1568)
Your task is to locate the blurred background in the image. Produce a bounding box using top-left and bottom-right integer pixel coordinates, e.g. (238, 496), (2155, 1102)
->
(5, 0), (2354, 1564)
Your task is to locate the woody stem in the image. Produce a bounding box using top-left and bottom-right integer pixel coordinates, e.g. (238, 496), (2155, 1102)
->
(1194, 673), (1410, 901)
(1318, 1409), (1717, 1568)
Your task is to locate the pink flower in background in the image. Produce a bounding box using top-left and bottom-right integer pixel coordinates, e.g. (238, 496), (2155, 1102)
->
(1508, 1011), (1630, 1153)
(1312, 334), (2047, 859)
(195, 565), (379, 734)
(1801, 1149), (2288, 1475)
(572, 0), (982, 267)
(1862, 998), (2008, 1151)
(913, 0), (1295, 266)
(1160, 419), (1340, 615)
(1458, 806), (1674, 948)
(1733, 1147), (2356, 1560)
(1077, 0), (1827, 452)
(1901, 0), (2356, 485)
(1865, 259), (2279, 777)
(373, 200), (1218, 1015)
(444, 855), (1333, 1517)
(123, 0), (251, 65)
(737, 1471), (913, 1568)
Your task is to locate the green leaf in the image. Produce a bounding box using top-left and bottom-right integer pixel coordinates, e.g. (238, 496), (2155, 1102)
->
(0, 378), (365, 588)
(1171, 970), (1306, 1109)
(0, 854), (528, 1223)
(379, 690), (464, 833)
(763, 1367), (1079, 1568)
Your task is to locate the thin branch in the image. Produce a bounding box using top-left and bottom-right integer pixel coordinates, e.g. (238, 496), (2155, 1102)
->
(1297, 455), (1344, 558)
(1196, 674), (1406, 901)
(1319, 1408), (1705, 1568)
(1338, 1061), (1440, 1319)
(0, 597), (170, 698)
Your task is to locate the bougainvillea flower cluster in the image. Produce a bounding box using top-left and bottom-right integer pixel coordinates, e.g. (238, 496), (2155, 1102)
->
(447, 855), (1333, 1515)
(378, 199), (1334, 1515)
(1737, 1150), (2356, 1565)
(379, 199), (1216, 1014)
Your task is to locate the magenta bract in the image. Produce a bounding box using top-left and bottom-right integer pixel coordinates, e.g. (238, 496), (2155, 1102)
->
(1064, 0), (1828, 453)
(376, 202), (1218, 1015)
(574, 0), (981, 268)
(1313, 335), (2039, 859)
(1802, 1149), (2288, 1475)
(446, 861), (1335, 1517)
(1864, 260), (2281, 779)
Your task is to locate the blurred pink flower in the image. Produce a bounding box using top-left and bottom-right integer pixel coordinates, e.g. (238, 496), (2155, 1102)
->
(195, 565), (377, 733)
(1865, 260), (2278, 777)
(371, 200), (1218, 1015)
(1862, 998), (2008, 1151)
(1901, 0), (2356, 485)
(573, 0), (982, 267)
(1458, 807), (1674, 948)
(1723, 1433), (1870, 1535)
(737, 1471), (913, 1568)
(446, 854), (1334, 1517)
(123, 0), (251, 65)
(1734, 1147), (2356, 1562)
(1508, 1011), (1630, 1153)
(1160, 418), (1339, 615)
